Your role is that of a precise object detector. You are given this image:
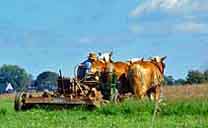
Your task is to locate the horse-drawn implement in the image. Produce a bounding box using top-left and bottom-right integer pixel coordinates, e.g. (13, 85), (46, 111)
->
(14, 53), (166, 111)
(14, 67), (121, 111)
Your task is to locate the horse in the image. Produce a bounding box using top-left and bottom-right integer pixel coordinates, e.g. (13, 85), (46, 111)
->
(98, 51), (113, 62)
(127, 57), (144, 63)
(90, 59), (107, 74)
(127, 56), (166, 101)
(90, 58), (132, 94)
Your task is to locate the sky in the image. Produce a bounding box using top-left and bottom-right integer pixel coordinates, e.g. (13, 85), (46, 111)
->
(0, 0), (207, 79)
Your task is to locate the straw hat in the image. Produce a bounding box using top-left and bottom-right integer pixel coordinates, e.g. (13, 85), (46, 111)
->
(88, 52), (97, 60)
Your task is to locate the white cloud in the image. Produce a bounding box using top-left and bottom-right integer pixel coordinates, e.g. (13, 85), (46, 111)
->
(130, 0), (208, 17)
(157, 0), (189, 9)
(79, 37), (94, 43)
(129, 21), (208, 35)
(129, 22), (173, 35)
(129, 0), (208, 35)
(175, 22), (208, 33)
(192, 1), (208, 11)
(128, 24), (143, 33)
(130, 0), (190, 16)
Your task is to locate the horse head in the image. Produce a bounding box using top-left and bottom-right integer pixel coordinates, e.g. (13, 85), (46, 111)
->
(98, 51), (113, 63)
(149, 56), (167, 74)
(90, 59), (107, 74)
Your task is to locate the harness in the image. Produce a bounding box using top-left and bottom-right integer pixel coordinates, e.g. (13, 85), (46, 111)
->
(99, 63), (118, 100)
(151, 61), (165, 74)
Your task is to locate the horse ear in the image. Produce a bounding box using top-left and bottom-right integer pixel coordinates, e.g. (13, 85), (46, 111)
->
(109, 58), (114, 63)
(103, 57), (106, 62)
(98, 52), (101, 56)
(110, 51), (113, 57)
(161, 56), (167, 61)
(148, 57), (153, 61)
(150, 57), (156, 62)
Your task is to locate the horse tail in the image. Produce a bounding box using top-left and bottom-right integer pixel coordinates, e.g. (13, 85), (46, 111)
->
(128, 64), (145, 86)
(128, 64), (145, 96)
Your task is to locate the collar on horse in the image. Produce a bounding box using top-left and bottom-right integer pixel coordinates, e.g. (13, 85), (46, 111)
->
(151, 61), (165, 74)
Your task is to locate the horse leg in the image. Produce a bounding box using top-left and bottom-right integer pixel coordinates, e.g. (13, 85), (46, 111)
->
(139, 86), (148, 100)
(147, 86), (157, 101)
(133, 84), (145, 99)
(155, 85), (161, 102)
(150, 92), (155, 101)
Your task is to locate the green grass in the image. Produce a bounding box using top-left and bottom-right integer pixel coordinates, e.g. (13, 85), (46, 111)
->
(0, 98), (208, 128)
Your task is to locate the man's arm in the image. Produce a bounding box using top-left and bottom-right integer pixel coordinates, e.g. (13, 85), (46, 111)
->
(85, 62), (92, 73)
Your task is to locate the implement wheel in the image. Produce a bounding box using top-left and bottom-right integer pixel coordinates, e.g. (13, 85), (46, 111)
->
(14, 92), (25, 111)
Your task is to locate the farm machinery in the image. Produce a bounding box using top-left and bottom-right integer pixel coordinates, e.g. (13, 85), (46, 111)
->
(14, 66), (120, 111)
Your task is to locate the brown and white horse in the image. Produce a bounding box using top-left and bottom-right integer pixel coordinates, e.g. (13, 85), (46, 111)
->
(90, 58), (131, 94)
(91, 53), (167, 101)
(127, 56), (166, 101)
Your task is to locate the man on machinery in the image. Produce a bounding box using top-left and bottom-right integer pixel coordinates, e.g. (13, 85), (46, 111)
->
(77, 52), (97, 80)
(77, 52), (118, 102)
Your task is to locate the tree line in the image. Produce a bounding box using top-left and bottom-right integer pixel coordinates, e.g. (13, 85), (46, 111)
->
(164, 70), (208, 85)
(0, 64), (208, 93)
(0, 64), (59, 93)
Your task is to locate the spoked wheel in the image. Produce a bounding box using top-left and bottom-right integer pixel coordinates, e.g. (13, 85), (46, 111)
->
(14, 92), (26, 111)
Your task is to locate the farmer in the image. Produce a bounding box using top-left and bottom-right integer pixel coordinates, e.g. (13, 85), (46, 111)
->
(77, 52), (97, 80)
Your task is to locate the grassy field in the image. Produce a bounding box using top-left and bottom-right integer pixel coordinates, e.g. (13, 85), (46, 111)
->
(0, 84), (208, 128)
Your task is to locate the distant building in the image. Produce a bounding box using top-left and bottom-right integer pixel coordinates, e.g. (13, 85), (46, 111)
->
(5, 83), (14, 93)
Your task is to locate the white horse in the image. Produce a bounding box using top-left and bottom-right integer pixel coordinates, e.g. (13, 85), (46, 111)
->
(127, 57), (144, 63)
(149, 56), (167, 63)
(98, 51), (113, 62)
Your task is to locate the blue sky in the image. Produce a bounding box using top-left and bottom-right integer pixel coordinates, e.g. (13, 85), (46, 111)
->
(0, 0), (207, 79)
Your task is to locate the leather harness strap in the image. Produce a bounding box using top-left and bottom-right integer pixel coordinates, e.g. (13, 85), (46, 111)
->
(151, 61), (164, 74)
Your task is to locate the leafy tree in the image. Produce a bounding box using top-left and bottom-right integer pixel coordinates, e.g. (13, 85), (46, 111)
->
(186, 70), (206, 84)
(204, 70), (208, 82)
(164, 75), (175, 85)
(0, 64), (31, 91)
(174, 78), (186, 85)
(35, 71), (59, 90)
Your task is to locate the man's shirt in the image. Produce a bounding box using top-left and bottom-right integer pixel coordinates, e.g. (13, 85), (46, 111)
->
(77, 59), (92, 79)
(80, 59), (91, 72)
